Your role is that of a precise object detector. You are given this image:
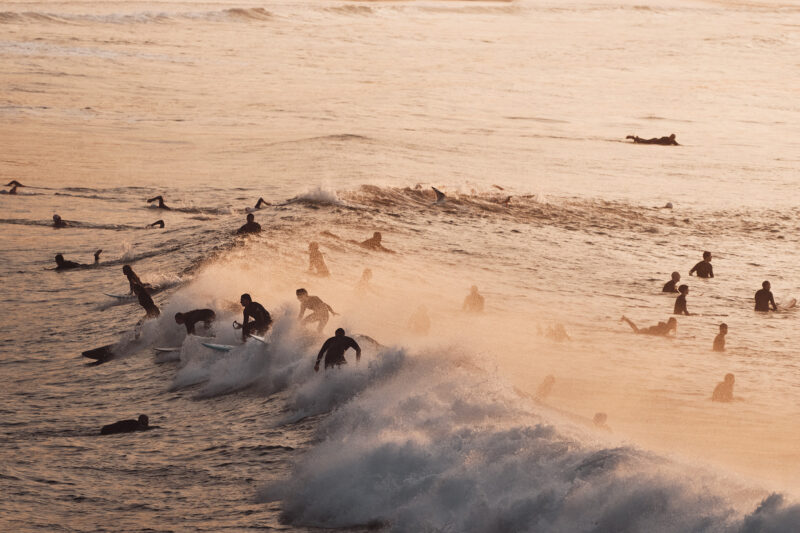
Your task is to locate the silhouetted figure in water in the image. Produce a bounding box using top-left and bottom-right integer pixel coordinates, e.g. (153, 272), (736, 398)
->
(6, 180), (24, 187)
(359, 231), (395, 253)
(689, 251), (714, 278)
(175, 309), (216, 335)
(254, 197), (269, 209)
(237, 213), (262, 235)
(408, 305), (431, 335)
(308, 242), (330, 277)
(662, 271), (681, 293)
(234, 293), (271, 341)
(101, 414), (150, 435)
(54, 249), (102, 270)
(355, 268), (373, 293)
(674, 284), (691, 316)
(147, 195), (170, 209)
(296, 288), (337, 333)
(133, 283), (160, 319)
(52, 214), (68, 228)
(620, 316), (677, 336)
(462, 285), (484, 313)
(755, 280), (777, 312)
(712, 373), (734, 402)
(713, 323), (727, 352)
(626, 133), (679, 146)
(7, 183), (18, 194)
(593, 412), (610, 431)
(122, 264), (150, 294)
(148, 219), (165, 228)
(535, 375), (555, 401)
(314, 328), (361, 371)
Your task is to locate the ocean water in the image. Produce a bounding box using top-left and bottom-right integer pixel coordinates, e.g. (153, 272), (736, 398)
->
(2, 0), (800, 531)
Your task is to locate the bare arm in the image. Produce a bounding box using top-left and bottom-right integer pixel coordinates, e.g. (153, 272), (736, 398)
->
(298, 302), (307, 319)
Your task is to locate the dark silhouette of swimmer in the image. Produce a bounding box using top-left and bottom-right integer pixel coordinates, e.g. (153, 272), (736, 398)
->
(713, 323), (727, 352)
(147, 195), (170, 209)
(122, 264), (149, 294)
(54, 249), (102, 270)
(689, 251), (714, 278)
(52, 214), (68, 228)
(535, 375), (555, 401)
(237, 213), (262, 235)
(755, 280), (777, 312)
(133, 283), (160, 319)
(297, 288), (337, 333)
(148, 219), (165, 228)
(308, 242), (330, 277)
(408, 305), (431, 335)
(359, 231), (395, 253)
(620, 316), (677, 336)
(314, 328), (361, 371)
(626, 134), (679, 146)
(175, 309), (216, 335)
(593, 412), (610, 431)
(674, 284), (691, 315)
(234, 293), (271, 341)
(254, 197), (269, 209)
(7, 183), (18, 194)
(712, 373), (734, 402)
(100, 414), (150, 435)
(6, 180), (24, 187)
(462, 285), (484, 313)
(662, 272), (680, 293)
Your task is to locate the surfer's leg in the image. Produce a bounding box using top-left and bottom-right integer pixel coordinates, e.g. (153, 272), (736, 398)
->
(620, 316), (639, 333)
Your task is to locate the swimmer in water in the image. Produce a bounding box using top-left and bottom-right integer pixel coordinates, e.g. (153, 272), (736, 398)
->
(236, 213), (262, 235)
(175, 309), (216, 335)
(462, 285), (485, 313)
(711, 373), (734, 402)
(54, 249), (102, 270)
(754, 280), (777, 312)
(713, 323), (727, 352)
(626, 133), (679, 146)
(234, 293), (271, 341)
(132, 283), (160, 319)
(146, 195), (170, 209)
(674, 284), (691, 315)
(308, 242), (330, 277)
(100, 414), (150, 435)
(148, 219), (165, 228)
(254, 197), (269, 209)
(6, 180), (24, 187)
(620, 316), (677, 336)
(358, 231), (395, 253)
(52, 214), (68, 228)
(662, 271), (680, 293)
(689, 251), (714, 279)
(314, 328), (361, 371)
(296, 288), (337, 333)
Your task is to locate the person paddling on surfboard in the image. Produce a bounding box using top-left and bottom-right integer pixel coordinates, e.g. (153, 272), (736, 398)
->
(233, 293), (271, 341)
(100, 414), (152, 435)
(52, 214), (68, 228)
(620, 316), (677, 336)
(146, 195), (170, 209)
(314, 328), (361, 371)
(147, 219), (165, 228)
(54, 249), (102, 270)
(626, 133), (679, 146)
(754, 280), (777, 312)
(175, 309), (216, 335)
(358, 231), (395, 253)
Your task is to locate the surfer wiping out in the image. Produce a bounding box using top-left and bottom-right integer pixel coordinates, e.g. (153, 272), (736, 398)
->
(146, 195), (170, 209)
(314, 328), (361, 371)
(233, 293), (271, 341)
(307, 242), (330, 277)
(54, 250), (102, 270)
(100, 414), (152, 435)
(148, 219), (165, 228)
(297, 288), (337, 333)
(133, 283), (160, 319)
(626, 133), (679, 146)
(122, 265), (150, 294)
(236, 213), (261, 235)
(432, 186), (446, 204)
(620, 316), (677, 336)
(175, 309), (216, 335)
(52, 214), (68, 228)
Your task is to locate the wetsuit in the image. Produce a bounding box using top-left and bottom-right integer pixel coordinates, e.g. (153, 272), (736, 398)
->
(179, 309), (216, 334)
(237, 221), (262, 234)
(689, 261), (713, 278)
(125, 270), (145, 293)
(100, 419), (148, 435)
(55, 260), (81, 270)
(754, 288), (776, 312)
(662, 280), (678, 293)
(243, 301), (271, 337)
(134, 285), (160, 318)
(629, 136), (679, 146)
(674, 294), (689, 315)
(316, 335), (361, 369)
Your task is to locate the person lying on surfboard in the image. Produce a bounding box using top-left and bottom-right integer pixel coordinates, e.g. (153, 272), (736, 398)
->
(314, 328), (361, 371)
(358, 231), (395, 253)
(52, 214), (68, 228)
(146, 195), (170, 209)
(54, 250), (102, 270)
(620, 316), (677, 336)
(100, 414), (152, 435)
(625, 133), (679, 145)
(133, 283), (160, 319)
(754, 280), (777, 312)
(147, 219), (165, 228)
(175, 309), (216, 335)
(233, 293), (271, 341)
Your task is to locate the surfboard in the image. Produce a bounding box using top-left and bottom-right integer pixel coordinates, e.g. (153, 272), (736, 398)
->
(201, 342), (234, 352)
(104, 292), (134, 300)
(781, 298), (797, 309)
(154, 346), (182, 353)
(248, 334), (267, 344)
(83, 344), (114, 362)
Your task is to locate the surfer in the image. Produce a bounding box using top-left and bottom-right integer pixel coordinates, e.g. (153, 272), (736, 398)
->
(662, 271), (680, 293)
(712, 373), (735, 402)
(122, 265), (149, 294)
(148, 219), (165, 228)
(625, 134), (679, 146)
(175, 309), (216, 335)
(6, 179), (24, 187)
(358, 231), (395, 253)
(147, 195), (170, 209)
(314, 328), (361, 371)
(689, 251), (714, 278)
(754, 280), (777, 312)
(52, 214), (68, 228)
(133, 283), (160, 319)
(6, 183), (18, 194)
(620, 316), (677, 336)
(236, 213), (262, 235)
(54, 249), (102, 270)
(308, 242), (330, 277)
(296, 288), (337, 333)
(355, 268), (373, 293)
(432, 186), (446, 204)
(100, 414), (151, 435)
(462, 285), (485, 313)
(254, 197), (269, 209)
(234, 293), (271, 341)
(674, 284), (691, 315)
(408, 305), (431, 335)
(713, 323), (727, 352)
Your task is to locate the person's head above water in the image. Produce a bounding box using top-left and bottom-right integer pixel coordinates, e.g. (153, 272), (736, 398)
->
(719, 323), (728, 333)
(470, 285), (479, 294)
(671, 272), (680, 282)
(678, 284), (689, 294)
(762, 280), (771, 290)
(246, 213), (254, 222)
(372, 231), (381, 241)
(55, 254), (64, 265)
(296, 288), (308, 300)
(138, 414), (149, 426)
(309, 241), (319, 251)
(361, 268), (372, 280)
(53, 214), (61, 222)
(174, 312), (185, 324)
(240, 293), (252, 306)
(724, 373), (734, 385)
(122, 265), (133, 275)
(669, 133), (676, 140)
(335, 327), (345, 337)
(703, 251), (712, 261)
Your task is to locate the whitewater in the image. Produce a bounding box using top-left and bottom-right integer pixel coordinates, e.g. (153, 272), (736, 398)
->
(2, 0), (800, 531)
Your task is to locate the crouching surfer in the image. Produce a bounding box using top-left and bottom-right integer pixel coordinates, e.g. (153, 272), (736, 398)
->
(175, 309), (216, 335)
(314, 328), (361, 371)
(233, 293), (271, 341)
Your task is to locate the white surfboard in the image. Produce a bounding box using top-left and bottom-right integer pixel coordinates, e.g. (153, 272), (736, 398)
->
(780, 298), (797, 310)
(248, 334), (267, 344)
(154, 346), (182, 353)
